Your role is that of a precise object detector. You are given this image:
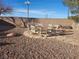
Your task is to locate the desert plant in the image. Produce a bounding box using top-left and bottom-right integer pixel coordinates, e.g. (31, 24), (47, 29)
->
(63, 0), (79, 18)
(69, 15), (79, 22)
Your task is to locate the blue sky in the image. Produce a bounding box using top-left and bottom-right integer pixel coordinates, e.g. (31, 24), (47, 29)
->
(2, 0), (68, 18)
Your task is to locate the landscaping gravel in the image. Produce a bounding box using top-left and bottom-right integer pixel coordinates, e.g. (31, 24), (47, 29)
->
(0, 28), (79, 59)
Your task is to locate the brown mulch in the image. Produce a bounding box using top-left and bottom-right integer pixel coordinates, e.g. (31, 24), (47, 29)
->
(0, 28), (79, 59)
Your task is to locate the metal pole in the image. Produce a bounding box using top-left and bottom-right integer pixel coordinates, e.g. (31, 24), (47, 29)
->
(25, 0), (31, 29)
(27, 3), (30, 18)
(27, 2), (30, 30)
(25, 1), (30, 18)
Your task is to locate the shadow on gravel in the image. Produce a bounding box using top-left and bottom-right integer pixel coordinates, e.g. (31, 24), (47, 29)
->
(47, 33), (73, 37)
(0, 42), (15, 46)
(0, 19), (16, 32)
(58, 33), (73, 36)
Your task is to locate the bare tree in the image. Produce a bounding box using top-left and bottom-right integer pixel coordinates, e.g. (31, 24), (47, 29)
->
(0, 0), (12, 16)
(0, 0), (16, 25)
(0, 7), (12, 15)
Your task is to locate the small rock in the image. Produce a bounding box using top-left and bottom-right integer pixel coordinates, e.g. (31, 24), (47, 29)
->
(23, 31), (27, 36)
(6, 33), (15, 37)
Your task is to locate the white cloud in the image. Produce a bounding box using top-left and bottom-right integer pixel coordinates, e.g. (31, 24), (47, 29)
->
(14, 9), (43, 15)
(14, 9), (56, 16)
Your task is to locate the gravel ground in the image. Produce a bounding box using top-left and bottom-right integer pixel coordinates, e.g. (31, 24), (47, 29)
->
(0, 28), (79, 59)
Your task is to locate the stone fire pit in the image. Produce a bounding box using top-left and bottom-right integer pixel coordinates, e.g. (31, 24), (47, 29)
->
(23, 24), (73, 39)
